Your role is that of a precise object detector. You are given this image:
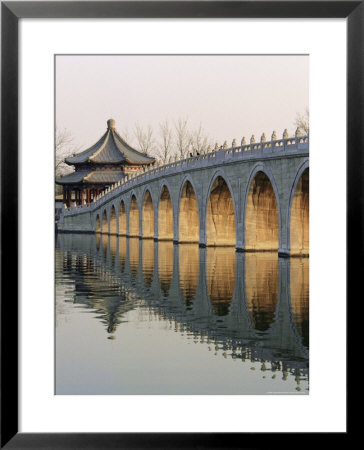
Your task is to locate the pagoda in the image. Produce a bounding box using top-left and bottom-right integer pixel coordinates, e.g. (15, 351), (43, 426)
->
(56, 119), (155, 206)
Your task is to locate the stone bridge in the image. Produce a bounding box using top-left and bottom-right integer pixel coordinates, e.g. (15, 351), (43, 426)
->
(58, 133), (309, 256)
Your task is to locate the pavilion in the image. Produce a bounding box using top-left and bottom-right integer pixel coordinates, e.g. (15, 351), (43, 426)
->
(56, 119), (155, 206)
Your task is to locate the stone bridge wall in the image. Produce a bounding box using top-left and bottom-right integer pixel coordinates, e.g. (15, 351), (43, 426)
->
(58, 136), (309, 256)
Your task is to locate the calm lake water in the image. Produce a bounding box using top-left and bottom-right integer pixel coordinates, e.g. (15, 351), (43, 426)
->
(55, 233), (309, 395)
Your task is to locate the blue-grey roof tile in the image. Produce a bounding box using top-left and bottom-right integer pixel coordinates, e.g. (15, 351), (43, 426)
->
(65, 120), (155, 165)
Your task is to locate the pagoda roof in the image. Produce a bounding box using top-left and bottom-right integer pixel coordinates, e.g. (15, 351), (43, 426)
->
(65, 119), (155, 166)
(56, 170), (89, 184)
(55, 169), (126, 185)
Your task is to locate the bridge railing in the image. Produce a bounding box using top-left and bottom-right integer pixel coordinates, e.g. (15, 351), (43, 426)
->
(63, 131), (309, 216)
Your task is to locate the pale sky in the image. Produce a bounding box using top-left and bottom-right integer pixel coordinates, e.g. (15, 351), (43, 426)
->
(56, 54), (308, 152)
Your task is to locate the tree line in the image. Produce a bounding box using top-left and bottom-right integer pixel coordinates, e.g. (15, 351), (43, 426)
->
(55, 117), (213, 178)
(120, 118), (213, 163)
(55, 109), (309, 179)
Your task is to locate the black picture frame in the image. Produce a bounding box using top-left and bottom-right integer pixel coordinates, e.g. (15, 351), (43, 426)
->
(1, 1), (356, 448)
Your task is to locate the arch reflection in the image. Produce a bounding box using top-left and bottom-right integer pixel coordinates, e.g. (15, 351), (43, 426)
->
(129, 237), (140, 279)
(96, 233), (101, 251)
(101, 234), (108, 258)
(245, 253), (279, 331)
(158, 241), (174, 296)
(206, 247), (236, 316)
(290, 257), (309, 348)
(118, 236), (127, 273)
(109, 235), (118, 267)
(178, 244), (199, 309)
(142, 239), (154, 288)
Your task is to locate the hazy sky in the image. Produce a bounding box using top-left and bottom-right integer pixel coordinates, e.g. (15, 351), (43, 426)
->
(56, 55), (308, 152)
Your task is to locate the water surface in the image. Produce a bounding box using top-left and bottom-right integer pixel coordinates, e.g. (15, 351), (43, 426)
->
(56, 234), (309, 394)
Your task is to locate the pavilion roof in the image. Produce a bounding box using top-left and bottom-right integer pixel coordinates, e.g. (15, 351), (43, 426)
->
(55, 170), (126, 185)
(65, 119), (155, 166)
(55, 170), (89, 184)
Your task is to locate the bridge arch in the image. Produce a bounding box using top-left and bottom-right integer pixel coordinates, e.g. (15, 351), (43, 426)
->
(109, 205), (117, 235)
(243, 164), (281, 251)
(142, 188), (154, 238)
(158, 182), (174, 240)
(128, 193), (140, 237)
(205, 171), (237, 246)
(119, 199), (127, 235)
(178, 177), (200, 243)
(95, 214), (101, 233)
(287, 161), (309, 255)
(101, 209), (108, 234)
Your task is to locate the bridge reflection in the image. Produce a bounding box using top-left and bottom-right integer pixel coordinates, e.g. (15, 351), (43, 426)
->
(245, 253), (279, 332)
(57, 233), (309, 386)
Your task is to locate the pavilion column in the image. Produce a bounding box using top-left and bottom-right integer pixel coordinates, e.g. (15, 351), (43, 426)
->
(87, 188), (91, 204)
(81, 189), (84, 204)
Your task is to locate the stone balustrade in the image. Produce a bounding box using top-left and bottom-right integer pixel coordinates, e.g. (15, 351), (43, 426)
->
(63, 131), (309, 217)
